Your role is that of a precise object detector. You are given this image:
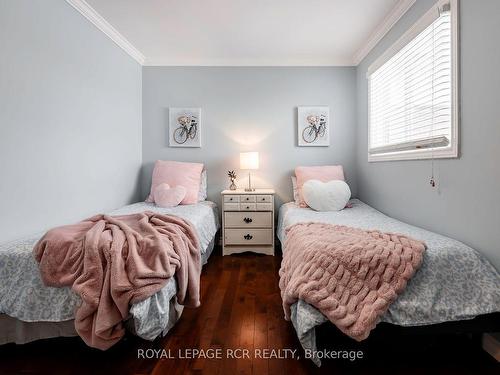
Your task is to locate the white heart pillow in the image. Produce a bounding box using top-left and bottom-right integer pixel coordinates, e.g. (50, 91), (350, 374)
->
(302, 180), (351, 211)
(153, 183), (187, 208)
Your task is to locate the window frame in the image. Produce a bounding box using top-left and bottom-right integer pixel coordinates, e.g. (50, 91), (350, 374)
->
(367, 0), (459, 162)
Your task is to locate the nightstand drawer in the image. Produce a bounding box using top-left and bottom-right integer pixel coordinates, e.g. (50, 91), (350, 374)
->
(256, 203), (273, 211)
(240, 203), (256, 211)
(225, 212), (272, 228)
(225, 229), (273, 245)
(240, 195), (256, 203)
(224, 195), (240, 203)
(223, 203), (240, 211)
(256, 195), (272, 203)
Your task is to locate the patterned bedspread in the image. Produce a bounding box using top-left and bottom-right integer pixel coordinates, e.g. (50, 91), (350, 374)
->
(0, 201), (219, 341)
(278, 200), (500, 364)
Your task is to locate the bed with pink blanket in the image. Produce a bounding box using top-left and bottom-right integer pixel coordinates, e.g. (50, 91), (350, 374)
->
(277, 200), (500, 365)
(0, 201), (219, 346)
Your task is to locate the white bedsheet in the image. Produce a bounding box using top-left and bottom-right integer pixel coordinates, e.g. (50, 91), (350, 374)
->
(0, 201), (219, 341)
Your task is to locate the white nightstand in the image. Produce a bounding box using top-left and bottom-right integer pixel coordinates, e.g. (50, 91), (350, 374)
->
(221, 189), (275, 256)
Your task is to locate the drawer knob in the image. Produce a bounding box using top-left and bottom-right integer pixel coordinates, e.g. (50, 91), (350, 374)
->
(262, 198), (265, 201)
(244, 234), (253, 240)
(229, 197), (233, 201)
(246, 206), (250, 209)
(246, 197), (249, 201)
(243, 217), (253, 223)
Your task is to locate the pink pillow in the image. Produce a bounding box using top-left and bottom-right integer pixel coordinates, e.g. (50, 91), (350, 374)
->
(153, 183), (186, 208)
(146, 160), (204, 205)
(295, 165), (345, 208)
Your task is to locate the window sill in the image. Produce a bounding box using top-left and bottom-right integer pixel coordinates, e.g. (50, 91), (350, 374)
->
(368, 147), (458, 162)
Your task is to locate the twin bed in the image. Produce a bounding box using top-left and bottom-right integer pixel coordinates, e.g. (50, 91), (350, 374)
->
(0, 201), (219, 345)
(278, 199), (500, 364)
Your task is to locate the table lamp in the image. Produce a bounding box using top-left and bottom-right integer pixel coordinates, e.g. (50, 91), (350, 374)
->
(240, 152), (259, 191)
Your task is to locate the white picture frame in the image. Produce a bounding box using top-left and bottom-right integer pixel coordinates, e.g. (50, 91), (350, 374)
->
(169, 107), (202, 148)
(297, 106), (330, 147)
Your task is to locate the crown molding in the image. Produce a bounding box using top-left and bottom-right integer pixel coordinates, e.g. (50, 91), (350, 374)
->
(143, 57), (355, 67)
(65, 0), (145, 65)
(67, 0), (414, 67)
(352, 0), (416, 65)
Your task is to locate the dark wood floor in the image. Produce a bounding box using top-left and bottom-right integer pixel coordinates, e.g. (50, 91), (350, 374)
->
(0, 248), (498, 375)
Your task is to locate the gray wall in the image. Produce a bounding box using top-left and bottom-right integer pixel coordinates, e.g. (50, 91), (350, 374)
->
(0, 0), (142, 241)
(355, 0), (500, 270)
(142, 67), (357, 207)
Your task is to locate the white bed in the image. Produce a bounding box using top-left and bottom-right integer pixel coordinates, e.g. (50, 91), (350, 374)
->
(0, 201), (219, 345)
(278, 199), (500, 364)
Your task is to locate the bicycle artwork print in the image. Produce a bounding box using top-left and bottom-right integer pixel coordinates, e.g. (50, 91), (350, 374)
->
(169, 107), (201, 147)
(297, 106), (330, 146)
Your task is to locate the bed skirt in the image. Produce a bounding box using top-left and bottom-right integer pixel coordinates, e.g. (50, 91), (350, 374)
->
(0, 314), (77, 345)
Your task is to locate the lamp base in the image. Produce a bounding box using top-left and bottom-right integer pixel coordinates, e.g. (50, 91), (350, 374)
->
(244, 188), (255, 192)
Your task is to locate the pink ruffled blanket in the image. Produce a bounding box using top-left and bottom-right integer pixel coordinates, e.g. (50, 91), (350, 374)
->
(33, 211), (200, 349)
(279, 223), (426, 341)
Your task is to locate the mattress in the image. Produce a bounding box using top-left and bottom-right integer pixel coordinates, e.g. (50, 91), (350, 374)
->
(278, 200), (500, 361)
(0, 201), (219, 343)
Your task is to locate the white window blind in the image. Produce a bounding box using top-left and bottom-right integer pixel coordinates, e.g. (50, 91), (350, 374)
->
(368, 0), (458, 161)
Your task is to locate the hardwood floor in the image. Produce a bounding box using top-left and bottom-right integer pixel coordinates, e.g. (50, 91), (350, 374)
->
(0, 248), (497, 375)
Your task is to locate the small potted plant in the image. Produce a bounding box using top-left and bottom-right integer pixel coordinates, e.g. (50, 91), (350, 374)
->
(227, 170), (237, 190)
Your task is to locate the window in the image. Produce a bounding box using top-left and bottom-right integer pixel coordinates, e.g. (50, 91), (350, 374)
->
(368, 0), (458, 162)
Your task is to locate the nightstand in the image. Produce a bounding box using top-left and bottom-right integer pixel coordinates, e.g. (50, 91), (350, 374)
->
(221, 189), (275, 256)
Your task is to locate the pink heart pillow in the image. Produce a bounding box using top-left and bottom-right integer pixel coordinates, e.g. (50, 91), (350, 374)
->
(153, 183), (186, 208)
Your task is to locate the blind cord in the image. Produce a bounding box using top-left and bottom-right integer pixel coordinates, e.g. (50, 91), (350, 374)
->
(430, 12), (437, 188)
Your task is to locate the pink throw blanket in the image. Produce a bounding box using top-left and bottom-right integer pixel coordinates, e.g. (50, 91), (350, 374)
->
(33, 211), (200, 349)
(279, 223), (426, 341)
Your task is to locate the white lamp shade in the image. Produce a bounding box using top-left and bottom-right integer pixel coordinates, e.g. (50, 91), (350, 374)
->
(240, 152), (259, 170)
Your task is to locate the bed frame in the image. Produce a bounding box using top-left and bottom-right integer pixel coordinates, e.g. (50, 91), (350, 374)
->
(322, 312), (499, 335)
(316, 312), (500, 351)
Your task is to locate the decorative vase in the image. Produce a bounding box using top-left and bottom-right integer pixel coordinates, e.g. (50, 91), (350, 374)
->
(229, 179), (237, 190)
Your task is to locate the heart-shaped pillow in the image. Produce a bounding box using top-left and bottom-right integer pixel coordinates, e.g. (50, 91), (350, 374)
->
(302, 180), (351, 211)
(153, 183), (186, 208)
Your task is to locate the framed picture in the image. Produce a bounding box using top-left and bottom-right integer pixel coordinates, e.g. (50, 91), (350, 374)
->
(169, 107), (201, 147)
(297, 106), (330, 147)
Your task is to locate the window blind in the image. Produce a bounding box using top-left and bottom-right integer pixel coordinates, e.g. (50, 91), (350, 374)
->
(368, 3), (453, 157)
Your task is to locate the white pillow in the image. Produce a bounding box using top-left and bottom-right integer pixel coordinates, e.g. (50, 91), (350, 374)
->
(302, 180), (351, 211)
(198, 170), (207, 201)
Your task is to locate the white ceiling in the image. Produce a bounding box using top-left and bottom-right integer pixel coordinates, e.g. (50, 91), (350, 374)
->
(80, 0), (410, 66)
